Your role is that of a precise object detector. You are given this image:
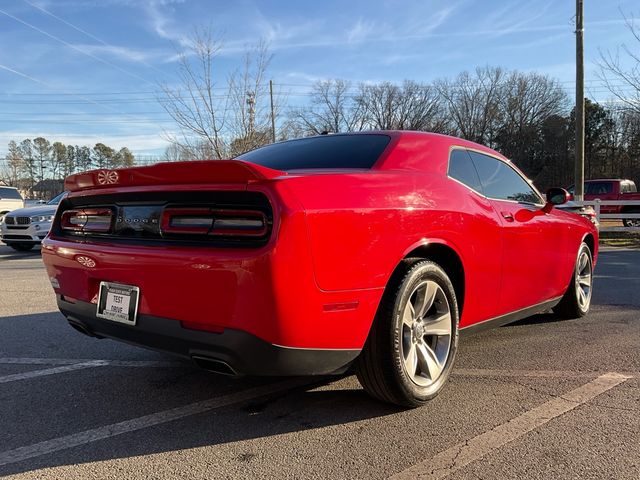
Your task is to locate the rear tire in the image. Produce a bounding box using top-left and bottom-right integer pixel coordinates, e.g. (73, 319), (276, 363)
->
(553, 242), (593, 318)
(356, 259), (459, 407)
(9, 243), (35, 251)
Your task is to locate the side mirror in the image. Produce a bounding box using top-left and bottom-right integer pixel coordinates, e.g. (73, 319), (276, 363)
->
(543, 187), (570, 212)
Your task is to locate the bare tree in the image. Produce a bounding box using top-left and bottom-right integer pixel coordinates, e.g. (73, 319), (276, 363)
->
(286, 79), (365, 135)
(495, 72), (568, 177)
(159, 28), (277, 159)
(50, 142), (66, 180)
(598, 10), (640, 113)
(2, 141), (23, 187)
(436, 66), (506, 146)
(356, 80), (445, 131)
(32, 137), (51, 185)
(227, 42), (280, 156)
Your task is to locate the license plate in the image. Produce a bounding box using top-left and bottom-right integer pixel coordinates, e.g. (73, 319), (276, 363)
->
(96, 282), (140, 325)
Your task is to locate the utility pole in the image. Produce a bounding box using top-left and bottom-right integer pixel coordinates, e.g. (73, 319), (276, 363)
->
(269, 80), (276, 143)
(574, 0), (585, 201)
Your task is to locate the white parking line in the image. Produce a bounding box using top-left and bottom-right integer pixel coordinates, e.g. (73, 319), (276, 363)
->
(0, 361), (107, 384)
(2, 359), (638, 378)
(0, 357), (186, 368)
(390, 372), (631, 480)
(0, 378), (312, 467)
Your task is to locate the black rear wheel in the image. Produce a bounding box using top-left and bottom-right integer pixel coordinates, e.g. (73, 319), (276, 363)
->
(356, 259), (459, 407)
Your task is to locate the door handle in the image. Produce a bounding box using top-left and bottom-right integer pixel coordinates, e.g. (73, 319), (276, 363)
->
(501, 211), (514, 222)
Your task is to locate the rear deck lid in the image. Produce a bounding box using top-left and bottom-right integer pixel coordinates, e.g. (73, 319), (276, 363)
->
(64, 160), (286, 192)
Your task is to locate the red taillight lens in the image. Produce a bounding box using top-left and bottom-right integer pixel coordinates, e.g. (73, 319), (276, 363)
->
(61, 208), (113, 233)
(161, 208), (267, 237)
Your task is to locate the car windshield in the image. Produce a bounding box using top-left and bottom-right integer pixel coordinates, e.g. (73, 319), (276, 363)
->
(235, 134), (391, 170)
(47, 192), (66, 205)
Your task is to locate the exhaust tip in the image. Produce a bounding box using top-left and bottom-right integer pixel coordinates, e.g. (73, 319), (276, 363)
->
(192, 355), (238, 376)
(67, 320), (102, 338)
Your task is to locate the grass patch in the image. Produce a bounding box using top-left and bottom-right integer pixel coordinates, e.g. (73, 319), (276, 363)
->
(599, 231), (640, 248)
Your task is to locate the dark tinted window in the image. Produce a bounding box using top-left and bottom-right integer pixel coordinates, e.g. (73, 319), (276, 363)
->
(585, 182), (613, 195)
(469, 151), (542, 204)
(236, 134), (391, 170)
(448, 149), (483, 193)
(0, 187), (22, 200)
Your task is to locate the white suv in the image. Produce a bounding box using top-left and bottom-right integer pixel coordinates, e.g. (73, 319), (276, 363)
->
(0, 186), (24, 216)
(0, 192), (65, 251)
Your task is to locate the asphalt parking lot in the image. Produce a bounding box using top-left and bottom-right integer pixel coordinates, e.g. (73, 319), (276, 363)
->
(0, 244), (638, 479)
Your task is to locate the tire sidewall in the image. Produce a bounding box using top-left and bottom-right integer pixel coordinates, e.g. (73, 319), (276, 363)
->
(390, 261), (459, 403)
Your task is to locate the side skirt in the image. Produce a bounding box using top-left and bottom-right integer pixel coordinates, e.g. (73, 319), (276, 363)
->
(460, 296), (563, 337)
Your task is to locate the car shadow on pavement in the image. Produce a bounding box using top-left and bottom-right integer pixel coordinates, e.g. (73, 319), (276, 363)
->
(506, 311), (569, 327)
(0, 311), (405, 477)
(0, 248), (41, 261)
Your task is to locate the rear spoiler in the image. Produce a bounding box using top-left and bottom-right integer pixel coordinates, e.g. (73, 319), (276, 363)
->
(64, 160), (286, 192)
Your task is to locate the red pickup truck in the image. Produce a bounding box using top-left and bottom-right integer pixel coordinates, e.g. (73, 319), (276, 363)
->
(568, 179), (640, 227)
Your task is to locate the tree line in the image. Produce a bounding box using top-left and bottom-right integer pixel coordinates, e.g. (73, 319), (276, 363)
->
(157, 27), (640, 191)
(2, 138), (134, 196)
(282, 70), (640, 190)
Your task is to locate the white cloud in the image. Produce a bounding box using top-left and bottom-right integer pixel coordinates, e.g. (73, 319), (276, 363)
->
(69, 44), (172, 63)
(346, 19), (377, 44)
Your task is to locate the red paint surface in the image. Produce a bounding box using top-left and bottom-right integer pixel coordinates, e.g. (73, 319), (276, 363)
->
(43, 131), (598, 349)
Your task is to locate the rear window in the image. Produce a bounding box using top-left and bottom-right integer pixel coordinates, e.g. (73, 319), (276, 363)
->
(621, 181), (637, 194)
(0, 187), (22, 200)
(585, 182), (613, 195)
(236, 134), (391, 170)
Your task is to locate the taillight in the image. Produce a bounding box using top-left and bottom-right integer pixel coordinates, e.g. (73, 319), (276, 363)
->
(60, 208), (113, 233)
(161, 208), (267, 237)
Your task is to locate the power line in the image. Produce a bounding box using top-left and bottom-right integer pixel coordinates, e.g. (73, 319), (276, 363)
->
(21, 0), (170, 79)
(0, 7), (155, 87)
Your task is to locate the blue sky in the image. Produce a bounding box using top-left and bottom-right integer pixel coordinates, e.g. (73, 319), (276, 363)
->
(0, 0), (637, 157)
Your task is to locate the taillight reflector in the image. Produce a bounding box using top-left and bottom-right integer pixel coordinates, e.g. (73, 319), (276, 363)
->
(161, 208), (267, 237)
(61, 208), (113, 233)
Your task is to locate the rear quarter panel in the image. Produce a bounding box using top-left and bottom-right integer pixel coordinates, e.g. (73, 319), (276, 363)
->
(281, 170), (503, 326)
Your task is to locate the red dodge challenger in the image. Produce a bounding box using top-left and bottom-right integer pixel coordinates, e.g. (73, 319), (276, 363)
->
(42, 131), (597, 406)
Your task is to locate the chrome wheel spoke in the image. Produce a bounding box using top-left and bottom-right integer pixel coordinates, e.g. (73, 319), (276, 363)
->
(578, 284), (587, 306)
(402, 302), (414, 328)
(578, 274), (591, 288)
(412, 282), (437, 320)
(404, 343), (418, 376)
(423, 312), (451, 336)
(416, 343), (442, 380)
(578, 254), (588, 273)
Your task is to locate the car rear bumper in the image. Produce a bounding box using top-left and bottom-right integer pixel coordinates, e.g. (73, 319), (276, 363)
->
(57, 296), (360, 376)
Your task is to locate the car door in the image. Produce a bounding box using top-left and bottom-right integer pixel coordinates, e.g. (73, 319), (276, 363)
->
(585, 181), (617, 213)
(447, 148), (503, 325)
(467, 150), (569, 314)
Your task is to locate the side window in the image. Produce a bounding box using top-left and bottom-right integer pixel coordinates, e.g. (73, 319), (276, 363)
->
(621, 181), (636, 194)
(0, 187), (22, 200)
(448, 149), (483, 193)
(586, 182), (613, 195)
(468, 151), (542, 204)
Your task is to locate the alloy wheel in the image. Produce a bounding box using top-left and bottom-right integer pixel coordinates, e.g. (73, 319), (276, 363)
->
(400, 280), (452, 387)
(575, 249), (593, 311)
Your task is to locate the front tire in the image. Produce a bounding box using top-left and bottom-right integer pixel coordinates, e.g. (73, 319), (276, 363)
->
(356, 259), (459, 407)
(553, 242), (593, 318)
